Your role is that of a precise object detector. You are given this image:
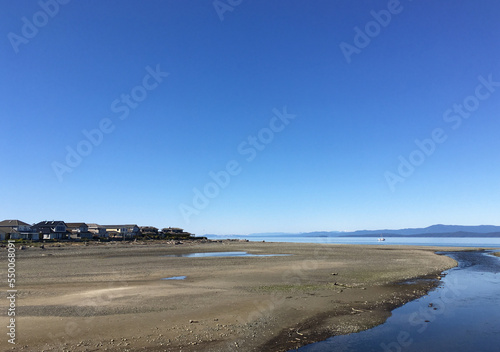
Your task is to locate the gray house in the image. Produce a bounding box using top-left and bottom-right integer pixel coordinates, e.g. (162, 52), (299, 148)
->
(66, 223), (93, 239)
(33, 221), (67, 240)
(87, 224), (108, 238)
(0, 220), (39, 240)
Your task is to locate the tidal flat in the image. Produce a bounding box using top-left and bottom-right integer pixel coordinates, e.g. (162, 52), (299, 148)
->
(0, 240), (476, 351)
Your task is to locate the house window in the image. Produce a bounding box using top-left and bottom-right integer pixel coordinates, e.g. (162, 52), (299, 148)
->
(55, 225), (65, 232)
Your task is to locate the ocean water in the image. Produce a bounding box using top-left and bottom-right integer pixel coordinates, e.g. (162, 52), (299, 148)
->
(206, 235), (500, 248)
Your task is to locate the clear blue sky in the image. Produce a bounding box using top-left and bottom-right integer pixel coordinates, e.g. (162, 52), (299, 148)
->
(2, 1), (500, 235)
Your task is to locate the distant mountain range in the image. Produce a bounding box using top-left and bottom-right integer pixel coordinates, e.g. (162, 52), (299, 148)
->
(340, 224), (500, 236)
(207, 225), (500, 238)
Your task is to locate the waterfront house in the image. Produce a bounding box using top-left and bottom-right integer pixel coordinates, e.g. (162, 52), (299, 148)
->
(0, 228), (7, 241)
(102, 224), (140, 239)
(32, 221), (68, 240)
(66, 222), (93, 239)
(87, 223), (108, 238)
(0, 219), (39, 240)
(140, 226), (159, 235)
(163, 227), (185, 234)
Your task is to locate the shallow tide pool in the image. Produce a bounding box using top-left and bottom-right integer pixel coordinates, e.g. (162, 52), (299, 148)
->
(161, 276), (187, 280)
(163, 251), (291, 258)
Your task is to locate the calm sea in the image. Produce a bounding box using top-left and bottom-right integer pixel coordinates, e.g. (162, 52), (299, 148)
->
(206, 235), (500, 248)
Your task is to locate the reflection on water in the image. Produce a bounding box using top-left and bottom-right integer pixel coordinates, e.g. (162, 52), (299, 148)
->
(293, 251), (500, 352)
(163, 251), (291, 258)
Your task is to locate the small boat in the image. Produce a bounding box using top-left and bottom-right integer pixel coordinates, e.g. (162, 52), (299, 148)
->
(377, 237), (385, 242)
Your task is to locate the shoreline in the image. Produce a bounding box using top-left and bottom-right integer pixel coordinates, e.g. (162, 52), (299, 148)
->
(1, 240), (488, 351)
(261, 270), (446, 352)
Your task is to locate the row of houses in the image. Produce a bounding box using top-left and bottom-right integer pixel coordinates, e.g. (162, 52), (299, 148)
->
(0, 220), (187, 241)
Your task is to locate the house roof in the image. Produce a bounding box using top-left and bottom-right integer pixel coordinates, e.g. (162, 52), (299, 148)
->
(66, 222), (87, 228)
(0, 219), (31, 227)
(86, 223), (102, 227)
(101, 224), (138, 228)
(0, 228), (19, 234)
(33, 221), (66, 230)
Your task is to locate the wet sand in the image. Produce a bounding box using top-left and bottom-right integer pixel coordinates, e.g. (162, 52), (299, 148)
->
(0, 241), (472, 351)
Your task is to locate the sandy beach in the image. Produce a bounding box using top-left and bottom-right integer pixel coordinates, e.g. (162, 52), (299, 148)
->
(1, 240), (466, 351)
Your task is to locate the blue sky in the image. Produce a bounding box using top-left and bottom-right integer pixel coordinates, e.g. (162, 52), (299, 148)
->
(2, 0), (500, 235)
